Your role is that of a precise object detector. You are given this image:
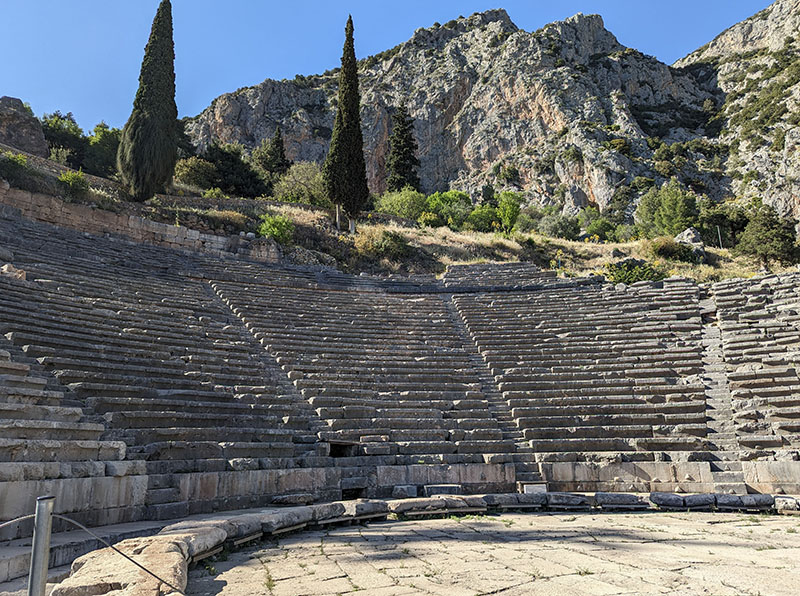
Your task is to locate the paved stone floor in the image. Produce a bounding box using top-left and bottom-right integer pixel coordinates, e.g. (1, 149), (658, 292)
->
(187, 511), (800, 595)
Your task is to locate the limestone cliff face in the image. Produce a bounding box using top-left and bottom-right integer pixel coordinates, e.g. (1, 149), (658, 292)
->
(186, 2), (799, 217)
(0, 96), (48, 157)
(674, 0), (800, 217)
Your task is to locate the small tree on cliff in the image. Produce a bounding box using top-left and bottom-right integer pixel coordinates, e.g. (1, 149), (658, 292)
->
(322, 15), (369, 232)
(117, 0), (178, 201)
(386, 103), (421, 192)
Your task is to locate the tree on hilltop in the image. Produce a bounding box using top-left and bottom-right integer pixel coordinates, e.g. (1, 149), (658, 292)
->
(386, 102), (421, 192)
(322, 15), (369, 232)
(117, 0), (178, 201)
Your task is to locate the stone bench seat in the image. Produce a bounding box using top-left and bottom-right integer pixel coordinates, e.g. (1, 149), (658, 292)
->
(107, 426), (295, 446)
(323, 417), (453, 431)
(0, 385), (63, 406)
(295, 370), (480, 384)
(0, 437), (126, 462)
(0, 402), (83, 423)
(218, 442), (297, 459)
(511, 400), (706, 418)
(503, 384), (705, 400)
(293, 378), (479, 393)
(102, 411), (291, 435)
(87, 396), (302, 417)
(529, 435), (708, 452)
(0, 418), (105, 441)
(523, 423), (707, 440)
(515, 411), (705, 429)
(0, 373), (46, 391)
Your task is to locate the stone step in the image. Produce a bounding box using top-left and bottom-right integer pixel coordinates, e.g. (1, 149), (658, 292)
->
(0, 438), (125, 462)
(0, 402), (82, 423)
(0, 419), (104, 441)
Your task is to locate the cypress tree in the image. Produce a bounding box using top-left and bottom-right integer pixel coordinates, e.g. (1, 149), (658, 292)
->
(252, 126), (292, 181)
(117, 0), (178, 201)
(386, 103), (421, 192)
(322, 15), (369, 229)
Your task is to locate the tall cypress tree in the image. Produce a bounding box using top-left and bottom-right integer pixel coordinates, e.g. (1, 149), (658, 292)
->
(386, 103), (421, 192)
(117, 0), (178, 201)
(322, 15), (369, 229)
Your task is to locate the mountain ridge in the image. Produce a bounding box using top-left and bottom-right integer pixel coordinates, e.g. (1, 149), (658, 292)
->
(185, 2), (799, 218)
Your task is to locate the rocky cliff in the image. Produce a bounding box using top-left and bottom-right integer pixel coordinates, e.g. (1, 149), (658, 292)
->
(0, 96), (48, 158)
(186, 1), (799, 217)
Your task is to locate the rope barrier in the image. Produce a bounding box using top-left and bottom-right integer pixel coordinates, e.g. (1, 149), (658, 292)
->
(0, 514), (35, 531)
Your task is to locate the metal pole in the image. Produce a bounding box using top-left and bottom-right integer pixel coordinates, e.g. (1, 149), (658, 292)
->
(27, 495), (55, 596)
(717, 225), (723, 250)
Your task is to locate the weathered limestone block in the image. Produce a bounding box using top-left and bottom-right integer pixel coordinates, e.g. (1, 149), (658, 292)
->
(388, 497), (447, 514)
(342, 499), (389, 517)
(650, 492), (685, 508)
(260, 506), (313, 533)
(310, 502), (346, 521)
(595, 492), (649, 509)
(684, 493), (715, 509)
(546, 492), (593, 509)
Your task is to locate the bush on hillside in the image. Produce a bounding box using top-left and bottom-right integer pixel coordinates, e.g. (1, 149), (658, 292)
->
(647, 237), (700, 263)
(58, 169), (89, 201)
(605, 259), (665, 284)
(734, 202), (798, 268)
(585, 216), (615, 241)
(258, 213), (294, 244)
(174, 156), (218, 190)
(374, 186), (427, 220)
(537, 213), (580, 240)
(464, 203), (499, 232)
(272, 161), (330, 207)
(424, 190), (472, 229)
(635, 177), (699, 238)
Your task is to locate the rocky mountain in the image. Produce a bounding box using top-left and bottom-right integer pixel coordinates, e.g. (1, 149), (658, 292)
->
(185, 1), (800, 217)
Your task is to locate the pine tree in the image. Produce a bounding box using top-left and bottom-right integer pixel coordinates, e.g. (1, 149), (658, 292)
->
(252, 126), (292, 181)
(734, 203), (798, 269)
(386, 103), (420, 192)
(117, 0), (178, 201)
(322, 15), (369, 230)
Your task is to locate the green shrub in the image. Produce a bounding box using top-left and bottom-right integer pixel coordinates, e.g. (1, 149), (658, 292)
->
(585, 217), (615, 241)
(203, 142), (267, 198)
(40, 111), (87, 169)
(258, 213), (294, 244)
(605, 259), (665, 284)
(425, 190), (472, 229)
(496, 164), (520, 185)
(602, 138), (631, 156)
(561, 145), (582, 162)
(635, 178), (699, 238)
(697, 199), (749, 248)
(272, 161), (330, 207)
(417, 211), (444, 228)
(537, 213), (580, 240)
(355, 228), (411, 259)
(83, 122), (121, 177)
(464, 204), (499, 232)
(647, 237), (700, 263)
(612, 223), (637, 242)
(0, 150), (28, 181)
(734, 202), (798, 268)
(57, 169), (89, 200)
(202, 187), (228, 199)
(374, 186), (427, 220)
(174, 156), (218, 190)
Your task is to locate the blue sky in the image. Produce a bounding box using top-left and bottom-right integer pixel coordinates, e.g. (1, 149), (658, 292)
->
(1, 0), (772, 131)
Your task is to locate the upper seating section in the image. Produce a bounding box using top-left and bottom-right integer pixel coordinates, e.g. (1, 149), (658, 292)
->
(454, 277), (709, 460)
(0, 215), (319, 464)
(713, 273), (800, 453)
(211, 279), (512, 459)
(443, 262), (562, 289)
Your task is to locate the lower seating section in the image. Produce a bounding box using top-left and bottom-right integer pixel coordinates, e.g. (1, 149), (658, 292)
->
(212, 279), (512, 459)
(713, 273), (800, 453)
(455, 277), (710, 461)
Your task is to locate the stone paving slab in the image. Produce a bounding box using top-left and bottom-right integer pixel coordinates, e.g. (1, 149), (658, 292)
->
(187, 511), (800, 596)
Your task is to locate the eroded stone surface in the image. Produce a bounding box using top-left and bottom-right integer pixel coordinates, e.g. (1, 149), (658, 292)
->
(186, 511), (800, 595)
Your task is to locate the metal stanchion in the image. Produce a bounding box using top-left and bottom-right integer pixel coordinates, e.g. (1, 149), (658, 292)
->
(27, 495), (55, 596)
